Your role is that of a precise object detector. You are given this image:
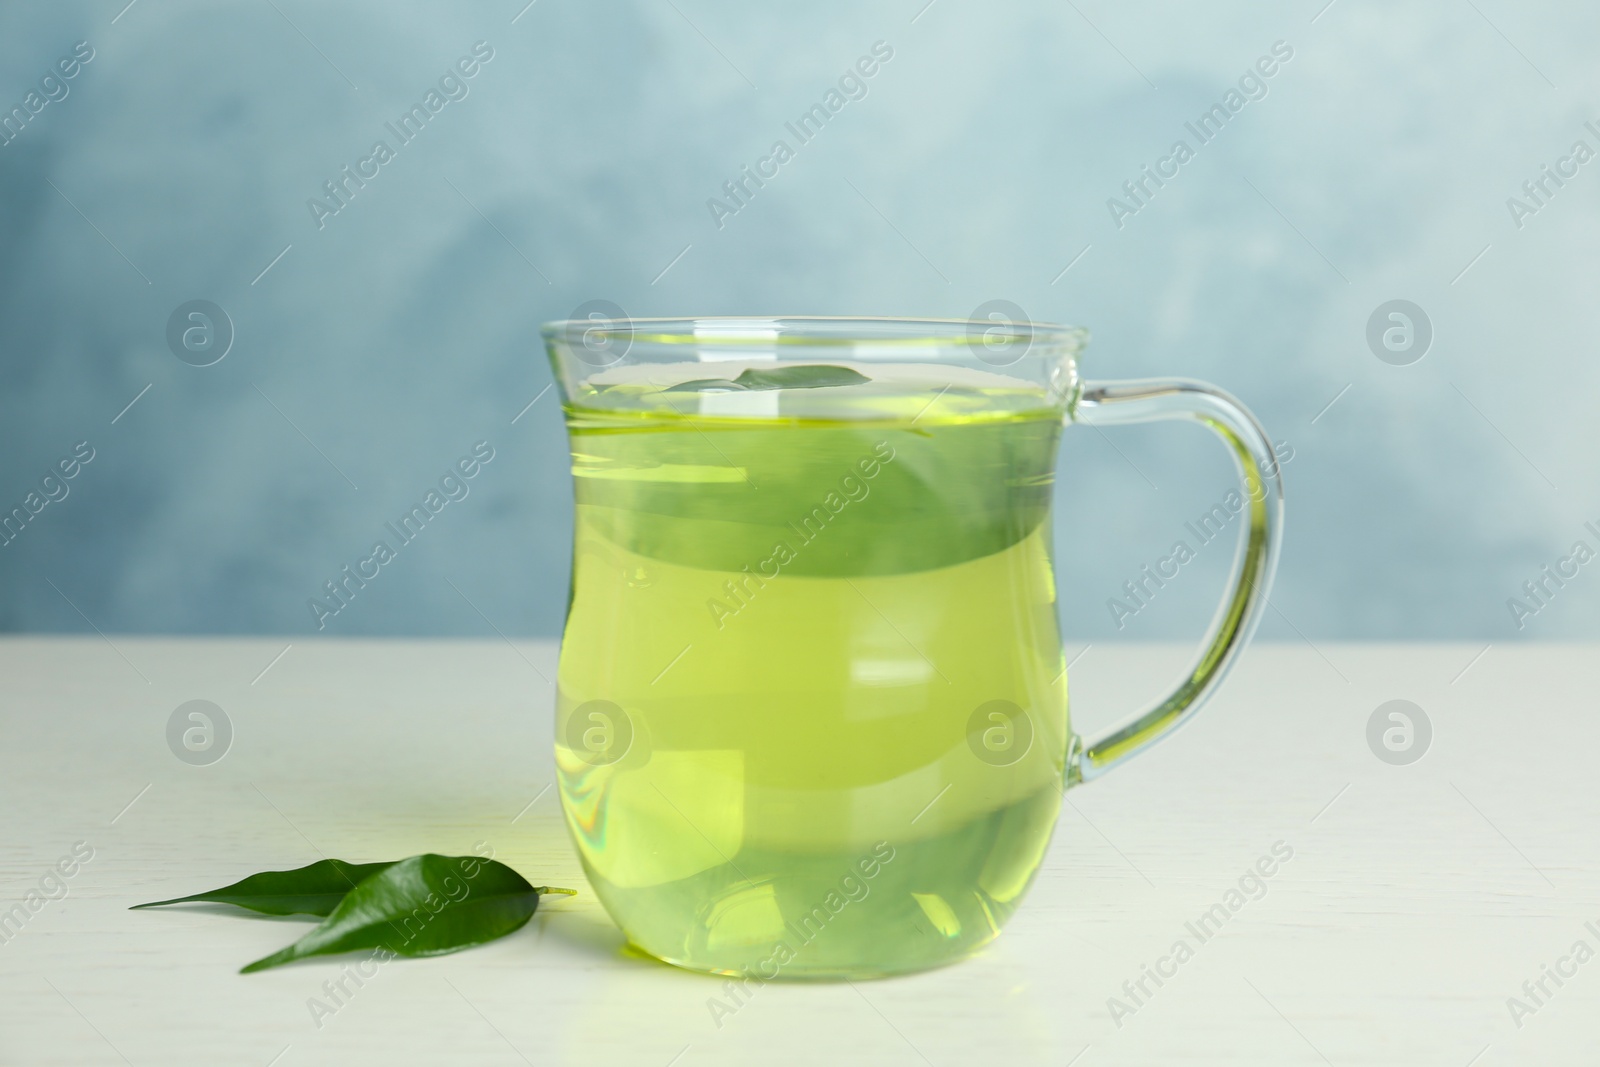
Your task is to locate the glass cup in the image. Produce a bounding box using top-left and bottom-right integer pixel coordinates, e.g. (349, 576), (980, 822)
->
(543, 316), (1282, 979)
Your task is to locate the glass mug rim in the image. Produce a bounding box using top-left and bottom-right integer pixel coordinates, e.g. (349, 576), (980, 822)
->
(539, 314), (1090, 350)
(542, 315), (1091, 410)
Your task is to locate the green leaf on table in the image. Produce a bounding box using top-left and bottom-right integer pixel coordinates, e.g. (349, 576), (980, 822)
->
(239, 854), (575, 973)
(664, 365), (870, 393)
(131, 859), (398, 917)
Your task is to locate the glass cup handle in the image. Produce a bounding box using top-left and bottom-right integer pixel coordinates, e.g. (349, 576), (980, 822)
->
(1065, 378), (1285, 785)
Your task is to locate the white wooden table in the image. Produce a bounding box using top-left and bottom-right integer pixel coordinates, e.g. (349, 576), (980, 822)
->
(2, 637), (1595, 1066)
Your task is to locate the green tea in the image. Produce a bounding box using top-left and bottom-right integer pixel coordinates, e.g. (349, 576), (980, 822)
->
(555, 365), (1070, 977)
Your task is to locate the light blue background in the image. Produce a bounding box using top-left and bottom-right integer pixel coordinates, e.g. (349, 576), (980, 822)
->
(2, 0), (1595, 641)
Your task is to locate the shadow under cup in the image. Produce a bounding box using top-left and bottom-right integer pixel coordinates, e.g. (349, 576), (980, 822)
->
(545, 317), (1082, 979)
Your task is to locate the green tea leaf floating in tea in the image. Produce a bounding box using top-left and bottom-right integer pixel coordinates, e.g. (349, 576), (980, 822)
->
(665, 377), (746, 393)
(733, 365), (870, 390)
(131, 859), (399, 917)
(665, 364), (871, 393)
(238, 855), (575, 973)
